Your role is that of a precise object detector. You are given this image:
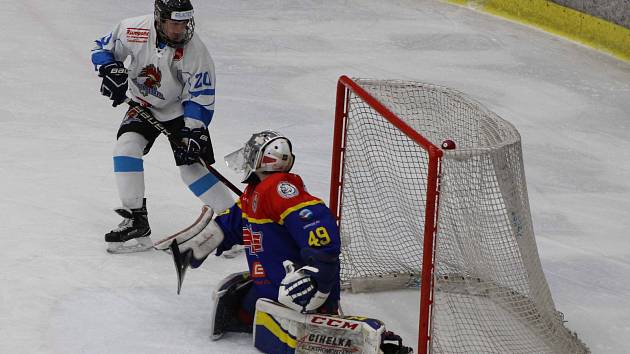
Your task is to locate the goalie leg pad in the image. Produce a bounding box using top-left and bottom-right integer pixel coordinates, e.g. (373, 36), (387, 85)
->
(210, 271), (254, 340)
(254, 298), (388, 354)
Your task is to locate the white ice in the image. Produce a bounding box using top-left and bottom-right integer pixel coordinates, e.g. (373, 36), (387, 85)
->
(1, 0), (629, 353)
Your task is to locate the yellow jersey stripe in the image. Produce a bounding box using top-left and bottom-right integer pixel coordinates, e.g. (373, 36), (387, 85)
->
(278, 200), (324, 225)
(242, 211), (274, 224)
(218, 201), (241, 216)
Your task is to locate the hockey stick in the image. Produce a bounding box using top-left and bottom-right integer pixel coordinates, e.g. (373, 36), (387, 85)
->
(154, 205), (214, 294)
(124, 99), (242, 294)
(125, 99), (242, 196)
(169, 240), (191, 295)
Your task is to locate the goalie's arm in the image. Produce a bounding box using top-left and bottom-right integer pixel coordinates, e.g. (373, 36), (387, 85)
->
(213, 202), (245, 256)
(283, 202), (341, 273)
(278, 204), (342, 312)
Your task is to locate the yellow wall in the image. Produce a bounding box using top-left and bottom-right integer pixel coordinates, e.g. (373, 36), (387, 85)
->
(448, 0), (630, 61)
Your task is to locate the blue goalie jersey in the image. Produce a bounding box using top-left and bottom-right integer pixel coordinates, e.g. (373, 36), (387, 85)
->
(214, 172), (341, 311)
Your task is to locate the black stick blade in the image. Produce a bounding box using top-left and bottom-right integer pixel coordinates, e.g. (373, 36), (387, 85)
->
(169, 240), (191, 295)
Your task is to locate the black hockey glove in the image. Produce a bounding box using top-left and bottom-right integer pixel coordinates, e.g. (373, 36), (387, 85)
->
(175, 126), (210, 165)
(98, 61), (128, 107)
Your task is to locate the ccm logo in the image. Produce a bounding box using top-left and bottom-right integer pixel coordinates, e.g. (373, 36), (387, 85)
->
(310, 316), (359, 330)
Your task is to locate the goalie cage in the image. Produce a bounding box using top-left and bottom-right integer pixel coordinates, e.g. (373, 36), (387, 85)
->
(329, 76), (589, 354)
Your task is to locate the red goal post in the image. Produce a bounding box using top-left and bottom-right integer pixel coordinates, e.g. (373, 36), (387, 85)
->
(328, 76), (589, 354)
(330, 76), (442, 352)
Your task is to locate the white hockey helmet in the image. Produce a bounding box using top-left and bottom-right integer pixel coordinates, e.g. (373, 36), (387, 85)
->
(225, 130), (295, 182)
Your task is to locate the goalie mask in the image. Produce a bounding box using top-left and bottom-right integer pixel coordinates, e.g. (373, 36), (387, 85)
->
(225, 130), (295, 183)
(154, 0), (195, 48)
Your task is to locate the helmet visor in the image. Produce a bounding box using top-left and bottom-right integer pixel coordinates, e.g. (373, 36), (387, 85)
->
(224, 147), (247, 173)
(225, 130), (284, 182)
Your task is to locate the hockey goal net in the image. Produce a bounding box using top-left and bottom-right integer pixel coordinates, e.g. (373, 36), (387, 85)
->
(329, 76), (589, 354)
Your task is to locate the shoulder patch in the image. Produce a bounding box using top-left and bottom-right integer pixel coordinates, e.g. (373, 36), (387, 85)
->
(277, 181), (299, 199)
(298, 208), (314, 221)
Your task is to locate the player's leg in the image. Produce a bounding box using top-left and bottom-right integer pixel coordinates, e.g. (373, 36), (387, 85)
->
(178, 163), (235, 213)
(113, 132), (148, 210)
(209, 271), (256, 340)
(106, 109), (161, 253)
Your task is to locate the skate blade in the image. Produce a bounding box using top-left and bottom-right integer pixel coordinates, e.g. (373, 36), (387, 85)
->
(211, 332), (225, 341)
(107, 237), (154, 254)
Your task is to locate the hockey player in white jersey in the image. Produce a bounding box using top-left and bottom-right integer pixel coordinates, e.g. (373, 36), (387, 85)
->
(91, 0), (234, 253)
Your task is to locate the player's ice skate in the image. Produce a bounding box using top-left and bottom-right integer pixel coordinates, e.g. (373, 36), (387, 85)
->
(105, 199), (153, 254)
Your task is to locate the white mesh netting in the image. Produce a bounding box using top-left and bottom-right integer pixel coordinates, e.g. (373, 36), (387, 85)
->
(336, 78), (588, 353)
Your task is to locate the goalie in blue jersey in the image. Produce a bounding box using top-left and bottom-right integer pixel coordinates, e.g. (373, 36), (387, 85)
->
(155, 130), (412, 354)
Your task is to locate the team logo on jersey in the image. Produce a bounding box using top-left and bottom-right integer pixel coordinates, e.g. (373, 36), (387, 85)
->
(277, 182), (299, 199)
(126, 27), (149, 43)
(298, 208), (314, 221)
(139, 65), (161, 88)
(243, 227), (263, 255)
(251, 261), (266, 278)
(132, 64), (165, 100)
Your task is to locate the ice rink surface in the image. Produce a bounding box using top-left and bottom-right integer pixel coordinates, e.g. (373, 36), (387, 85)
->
(1, 0), (629, 353)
